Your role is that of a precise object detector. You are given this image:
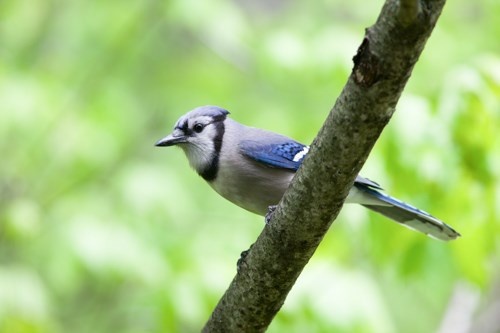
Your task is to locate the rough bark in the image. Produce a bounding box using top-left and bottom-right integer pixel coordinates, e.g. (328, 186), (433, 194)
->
(202, 0), (447, 332)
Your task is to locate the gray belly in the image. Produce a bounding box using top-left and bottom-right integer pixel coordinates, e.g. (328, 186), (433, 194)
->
(210, 161), (295, 216)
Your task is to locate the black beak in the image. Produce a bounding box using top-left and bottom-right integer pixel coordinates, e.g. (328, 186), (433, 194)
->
(155, 134), (188, 147)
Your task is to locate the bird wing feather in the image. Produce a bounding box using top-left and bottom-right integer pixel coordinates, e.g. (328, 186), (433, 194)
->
(238, 140), (306, 171)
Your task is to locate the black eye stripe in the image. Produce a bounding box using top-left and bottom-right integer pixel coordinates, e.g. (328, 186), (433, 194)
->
(175, 120), (189, 132)
(174, 118), (224, 135)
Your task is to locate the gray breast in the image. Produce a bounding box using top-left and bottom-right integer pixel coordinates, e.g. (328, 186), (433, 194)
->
(212, 158), (294, 215)
(210, 119), (295, 215)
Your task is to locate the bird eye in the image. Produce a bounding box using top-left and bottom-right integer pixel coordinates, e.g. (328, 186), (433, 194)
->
(193, 123), (204, 133)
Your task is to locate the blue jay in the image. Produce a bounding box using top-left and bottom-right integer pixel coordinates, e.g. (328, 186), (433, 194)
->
(156, 105), (460, 241)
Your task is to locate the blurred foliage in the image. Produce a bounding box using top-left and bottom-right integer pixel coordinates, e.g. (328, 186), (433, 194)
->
(1, 0), (499, 332)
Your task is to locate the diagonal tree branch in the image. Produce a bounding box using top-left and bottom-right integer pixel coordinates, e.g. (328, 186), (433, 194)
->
(398, 0), (422, 25)
(203, 0), (447, 332)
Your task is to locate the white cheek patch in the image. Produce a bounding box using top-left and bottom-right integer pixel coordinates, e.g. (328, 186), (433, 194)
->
(184, 143), (213, 171)
(202, 124), (218, 139)
(292, 146), (309, 162)
(181, 122), (218, 172)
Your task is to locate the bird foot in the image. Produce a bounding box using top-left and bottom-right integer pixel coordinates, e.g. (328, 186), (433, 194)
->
(265, 205), (278, 225)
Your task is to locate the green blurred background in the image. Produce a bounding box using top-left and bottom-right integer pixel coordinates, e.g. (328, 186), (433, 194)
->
(1, 0), (499, 332)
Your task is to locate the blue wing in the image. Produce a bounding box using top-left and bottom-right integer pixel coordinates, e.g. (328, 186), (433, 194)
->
(240, 140), (383, 189)
(239, 140), (309, 171)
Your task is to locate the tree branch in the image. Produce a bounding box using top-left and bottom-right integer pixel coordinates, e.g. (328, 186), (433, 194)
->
(202, 0), (446, 332)
(398, 0), (422, 25)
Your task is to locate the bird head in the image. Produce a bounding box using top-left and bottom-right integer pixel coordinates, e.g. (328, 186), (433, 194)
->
(155, 106), (230, 178)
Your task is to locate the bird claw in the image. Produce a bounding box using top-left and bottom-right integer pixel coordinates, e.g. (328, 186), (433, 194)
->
(265, 205), (278, 225)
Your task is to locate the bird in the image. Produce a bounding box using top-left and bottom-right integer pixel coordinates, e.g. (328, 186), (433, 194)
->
(155, 105), (460, 241)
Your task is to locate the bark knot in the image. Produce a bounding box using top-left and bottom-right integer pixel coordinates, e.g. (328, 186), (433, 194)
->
(352, 37), (380, 87)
